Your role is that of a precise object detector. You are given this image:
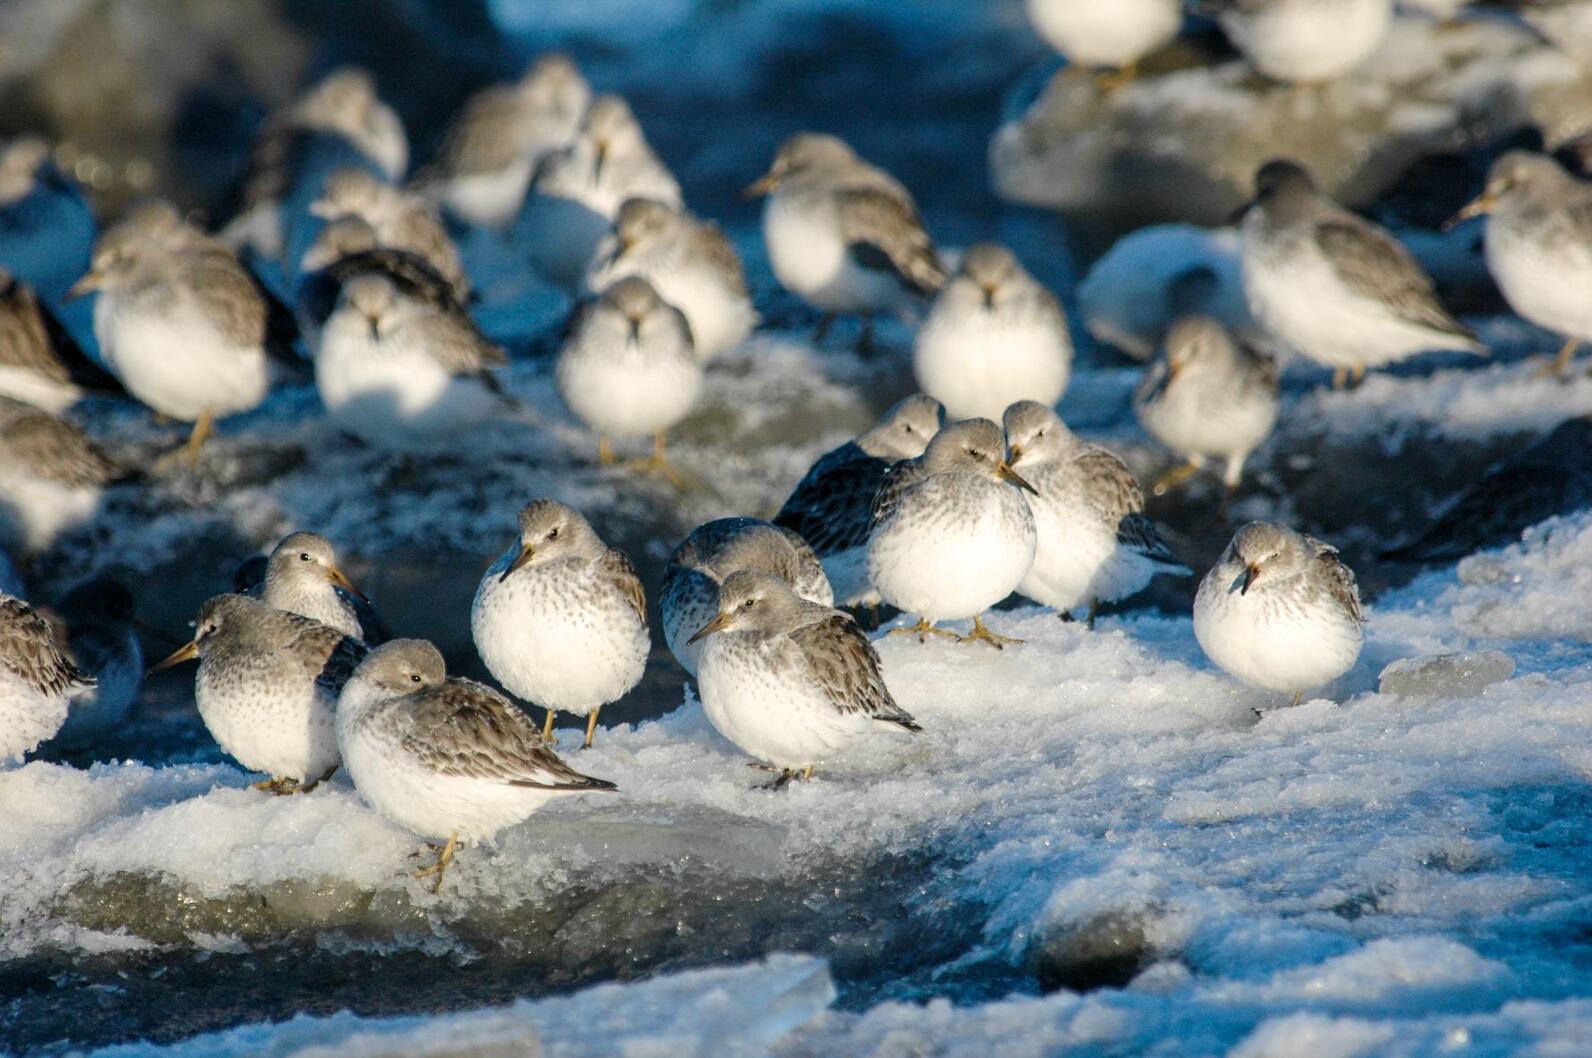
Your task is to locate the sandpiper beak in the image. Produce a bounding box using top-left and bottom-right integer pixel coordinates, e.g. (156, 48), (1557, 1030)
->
(1241, 562), (1261, 595)
(980, 284), (996, 310)
(627, 317), (642, 346)
(996, 459), (1038, 495)
(742, 172), (778, 199)
(148, 639), (199, 675)
(66, 271), (101, 300)
(1445, 191), (1495, 231)
(593, 140), (609, 183)
(687, 610), (732, 645)
(501, 542), (534, 582)
(365, 314), (380, 340)
(326, 564), (369, 602)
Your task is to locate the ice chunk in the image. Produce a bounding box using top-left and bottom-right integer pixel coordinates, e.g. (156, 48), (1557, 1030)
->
(1378, 650), (1515, 698)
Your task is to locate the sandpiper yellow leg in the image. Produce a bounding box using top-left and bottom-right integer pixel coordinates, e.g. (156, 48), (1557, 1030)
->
(598, 435), (617, 466)
(542, 708), (558, 744)
(1538, 337), (1579, 378)
(886, 617), (959, 643)
(183, 410), (214, 463)
(412, 832), (458, 893)
(1151, 461), (1201, 497)
(1085, 599), (1100, 631)
(958, 615), (1023, 649)
(626, 432), (686, 487)
(584, 707), (601, 749)
(1331, 367), (1348, 390)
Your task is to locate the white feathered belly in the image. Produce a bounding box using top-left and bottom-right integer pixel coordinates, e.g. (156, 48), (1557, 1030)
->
(1194, 577), (1363, 694)
(1025, 0), (1181, 67)
(316, 329), (497, 452)
(763, 195), (909, 315)
(471, 571), (647, 714)
(914, 308), (1071, 422)
(869, 490), (1037, 621)
(1020, 509), (1153, 611)
(341, 727), (557, 844)
(443, 159), (536, 229)
(0, 671), (66, 761)
(1244, 236), (1449, 370)
(1224, 0), (1390, 83)
(96, 298), (271, 422)
(556, 346), (700, 439)
(197, 668), (339, 782)
(1487, 225), (1592, 344)
(698, 638), (869, 770)
(1136, 384), (1277, 464)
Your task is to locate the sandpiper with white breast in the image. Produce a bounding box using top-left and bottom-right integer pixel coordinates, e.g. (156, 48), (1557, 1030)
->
(0, 592), (93, 762)
(556, 275), (701, 484)
(316, 273), (509, 453)
(1241, 159), (1481, 388)
(0, 396), (132, 557)
(256, 531), (378, 642)
(71, 202), (287, 458)
(1194, 521), (1364, 706)
(337, 638), (616, 890)
(747, 133), (944, 351)
(661, 517), (834, 677)
(471, 500), (649, 748)
(420, 53), (591, 230)
(867, 418), (1038, 648)
(773, 394), (943, 608)
(689, 571), (919, 788)
(1452, 151), (1592, 377)
(1004, 401), (1189, 628)
(1133, 314), (1280, 495)
(914, 244), (1072, 422)
(150, 594), (366, 794)
(586, 197), (758, 362)
(521, 94), (682, 291)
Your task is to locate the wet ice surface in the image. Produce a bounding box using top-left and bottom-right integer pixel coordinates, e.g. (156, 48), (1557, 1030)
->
(10, 0), (1592, 1054)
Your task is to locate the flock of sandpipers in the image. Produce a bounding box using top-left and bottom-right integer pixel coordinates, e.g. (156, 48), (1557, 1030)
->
(1, 0), (1589, 887)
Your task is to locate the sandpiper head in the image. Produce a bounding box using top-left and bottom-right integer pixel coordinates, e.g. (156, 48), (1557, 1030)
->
(312, 167), (385, 219)
(298, 67), (379, 127)
(1163, 315), (1239, 378)
(522, 52), (590, 115)
(687, 569), (807, 643)
(612, 197), (677, 254)
(858, 393), (945, 461)
(957, 244), (1022, 309)
(600, 275), (667, 341)
(923, 418), (1038, 494)
(501, 499), (600, 580)
(149, 594), (257, 672)
(350, 638), (447, 698)
(583, 94), (642, 179)
(301, 215), (379, 272)
(1229, 521), (1307, 595)
(339, 274), (398, 337)
(268, 531), (367, 601)
(1001, 400), (1072, 469)
(1252, 159), (1319, 223)
(745, 133), (857, 197)
(0, 135), (50, 205)
(702, 523), (802, 585)
(1455, 151), (1566, 224)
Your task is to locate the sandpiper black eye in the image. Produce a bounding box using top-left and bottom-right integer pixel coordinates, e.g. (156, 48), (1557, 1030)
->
(547, 527), (559, 540)
(409, 673), (421, 684)
(744, 598), (757, 609)
(299, 553), (312, 562)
